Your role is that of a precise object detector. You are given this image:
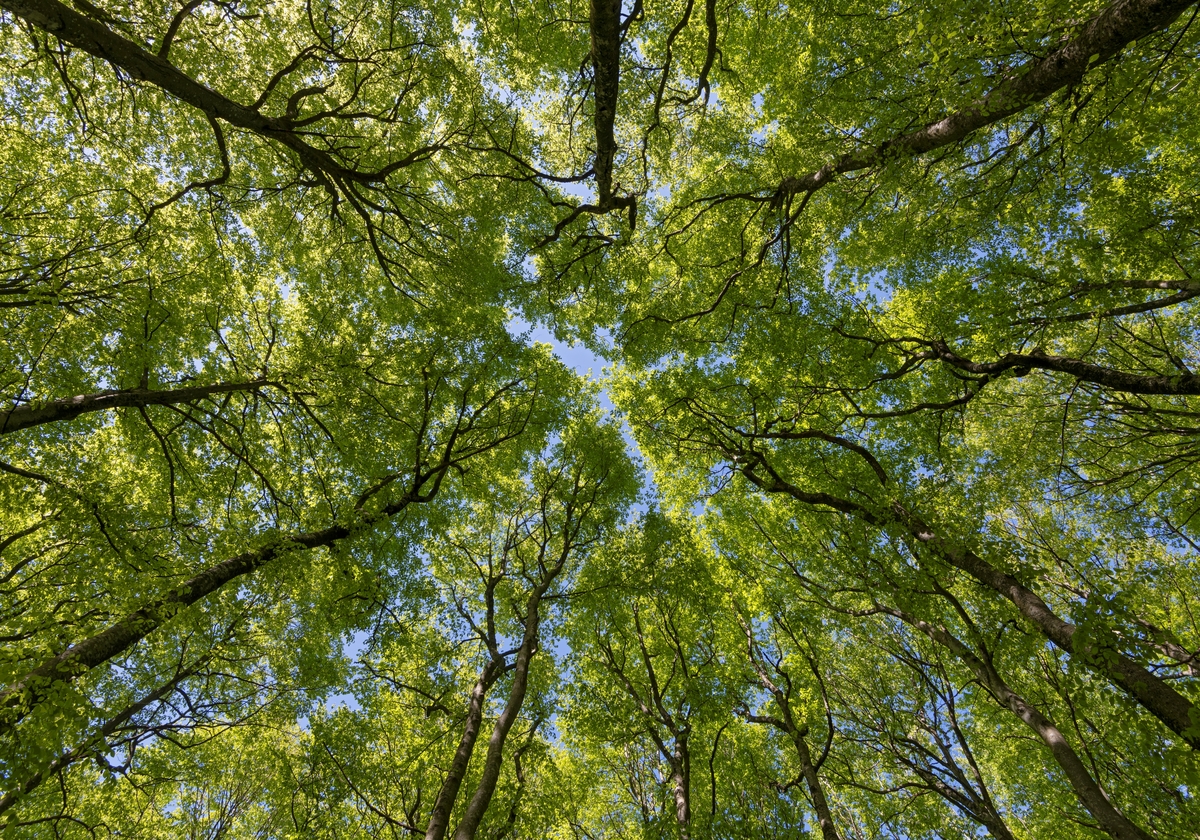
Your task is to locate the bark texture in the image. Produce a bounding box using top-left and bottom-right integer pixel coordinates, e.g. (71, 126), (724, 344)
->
(928, 341), (1200, 395)
(791, 728), (839, 840)
(451, 566), (562, 840)
(671, 733), (692, 840)
(424, 659), (503, 840)
(589, 0), (623, 207)
(895, 503), (1200, 750)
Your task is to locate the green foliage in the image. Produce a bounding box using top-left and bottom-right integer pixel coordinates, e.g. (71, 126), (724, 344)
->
(2, 0), (1199, 837)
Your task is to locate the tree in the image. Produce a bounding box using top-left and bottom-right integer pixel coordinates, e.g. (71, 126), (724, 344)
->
(2, 0), (1199, 836)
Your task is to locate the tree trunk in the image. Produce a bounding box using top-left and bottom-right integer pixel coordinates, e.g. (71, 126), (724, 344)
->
(450, 573), (559, 840)
(589, 0), (622, 207)
(424, 658), (502, 840)
(671, 733), (691, 840)
(790, 729), (841, 840)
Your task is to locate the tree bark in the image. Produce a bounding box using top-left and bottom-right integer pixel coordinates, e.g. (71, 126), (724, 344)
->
(790, 729), (839, 840)
(884, 606), (1156, 840)
(450, 573), (558, 840)
(589, 0), (623, 207)
(671, 733), (692, 840)
(0, 379), (271, 434)
(740, 617), (842, 840)
(597, 623), (694, 840)
(776, 0), (1197, 198)
(908, 768), (1016, 840)
(742, 709), (839, 840)
(893, 502), (1200, 750)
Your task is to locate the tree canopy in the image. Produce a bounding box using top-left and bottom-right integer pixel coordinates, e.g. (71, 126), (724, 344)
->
(1, 0), (1198, 837)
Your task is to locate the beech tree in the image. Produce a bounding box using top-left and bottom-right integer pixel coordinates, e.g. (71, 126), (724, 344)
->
(2, 0), (1199, 836)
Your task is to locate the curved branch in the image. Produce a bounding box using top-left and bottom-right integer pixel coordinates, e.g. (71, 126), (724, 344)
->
(892, 501), (1200, 750)
(156, 0), (206, 60)
(1014, 287), (1200, 325)
(756, 429), (889, 485)
(0, 658), (206, 817)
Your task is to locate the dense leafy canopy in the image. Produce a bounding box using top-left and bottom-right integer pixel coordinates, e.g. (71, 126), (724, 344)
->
(1, 0), (1198, 836)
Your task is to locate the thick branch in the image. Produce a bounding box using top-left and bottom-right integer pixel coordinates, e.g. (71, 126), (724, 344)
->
(741, 458), (1200, 748)
(0, 470), (447, 735)
(0, 0), (435, 185)
(0, 379), (272, 434)
(776, 0), (1196, 198)
(894, 502), (1200, 750)
(929, 340), (1200, 395)
(1015, 287), (1200, 324)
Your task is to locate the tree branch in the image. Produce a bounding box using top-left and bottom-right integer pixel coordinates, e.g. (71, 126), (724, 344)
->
(0, 378), (273, 435)
(774, 0), (1196, 200)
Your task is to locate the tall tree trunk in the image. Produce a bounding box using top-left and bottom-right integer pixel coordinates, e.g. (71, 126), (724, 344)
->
(589, 0), (622, 207)
(740, 615), (843, 840)
(979, 807), (1019, 840)
(424, 658), (502, 840)
(450, 579), (553, 840)
(671, 733), (691, 840)
(790, 729), (841, 840)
